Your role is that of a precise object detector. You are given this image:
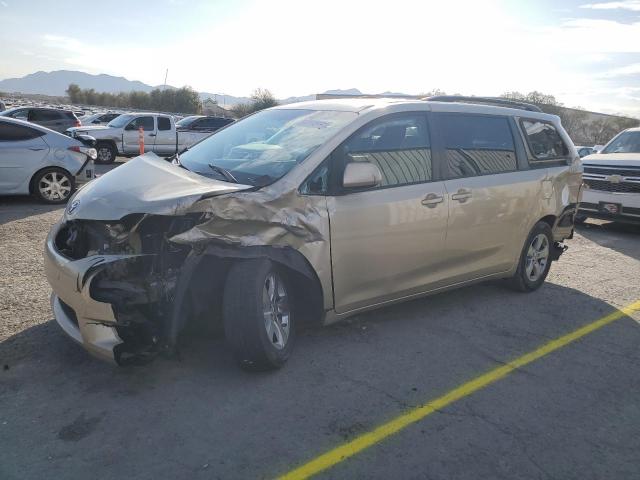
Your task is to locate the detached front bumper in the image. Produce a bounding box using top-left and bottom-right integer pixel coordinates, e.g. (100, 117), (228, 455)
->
(44, 222), (127, 364)
(74, 159), (95, 187)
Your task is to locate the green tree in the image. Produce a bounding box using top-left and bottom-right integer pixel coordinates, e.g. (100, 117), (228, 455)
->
(64, 83), (202, 113)
(250, 88), (278, 111)
(66, 84), (83, 103)
(231, 88), (278, 118)
(419, 88), (447, 97)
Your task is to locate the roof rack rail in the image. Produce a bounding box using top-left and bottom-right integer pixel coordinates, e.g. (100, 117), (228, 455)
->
(423, 95), (543, 113)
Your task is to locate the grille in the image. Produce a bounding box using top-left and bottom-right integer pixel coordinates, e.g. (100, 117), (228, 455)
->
(583, 179), (640, 194)
(583, 165), (640, 177)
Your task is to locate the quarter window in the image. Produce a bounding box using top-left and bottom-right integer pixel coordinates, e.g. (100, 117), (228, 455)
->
(521, 120), (568, 161)
(0, 122), (43, 141)
(438, 114), (517, 178)
(343, 114), (432, 188)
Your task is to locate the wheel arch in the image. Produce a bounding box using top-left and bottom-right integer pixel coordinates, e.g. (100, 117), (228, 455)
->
(166, 244), (325, 347)
(538, 214), (557, 229)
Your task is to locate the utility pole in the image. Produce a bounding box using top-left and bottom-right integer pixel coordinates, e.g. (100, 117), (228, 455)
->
(163, 69), (168, 90)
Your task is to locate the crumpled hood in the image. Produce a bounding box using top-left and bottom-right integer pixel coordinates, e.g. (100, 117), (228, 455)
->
(582, 153), (640, 166)
(65, 153), (251, 220)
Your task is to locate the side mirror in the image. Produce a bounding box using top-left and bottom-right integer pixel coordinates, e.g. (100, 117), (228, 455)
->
(342, 161), (382, 189)
(124, 123), (136, 131)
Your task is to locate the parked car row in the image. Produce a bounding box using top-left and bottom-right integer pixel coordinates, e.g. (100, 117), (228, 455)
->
(66, 112), (234, 163)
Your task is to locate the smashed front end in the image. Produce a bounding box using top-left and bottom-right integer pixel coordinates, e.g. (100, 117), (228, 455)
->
(45, 213), (206, 364)
(44, 154), (331, 365)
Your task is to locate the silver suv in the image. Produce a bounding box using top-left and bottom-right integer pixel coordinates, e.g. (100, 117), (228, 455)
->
(44, 97), (582, 370)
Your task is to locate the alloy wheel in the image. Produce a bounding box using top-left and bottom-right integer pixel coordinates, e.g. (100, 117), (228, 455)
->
(525, 233), (549, 282)
(39, 171), (72, 202)
(262, 272), (290, 350)
(97, 147), (112, 163)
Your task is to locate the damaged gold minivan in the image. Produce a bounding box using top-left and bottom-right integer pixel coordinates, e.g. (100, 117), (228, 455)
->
(44, 97), (582, 370)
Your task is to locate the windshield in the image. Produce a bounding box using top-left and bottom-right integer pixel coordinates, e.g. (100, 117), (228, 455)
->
(179, 108), (357, 186)
(107, 114), (135, 128)
(601, 131), (640, 154)
(176, 116), (202, 128)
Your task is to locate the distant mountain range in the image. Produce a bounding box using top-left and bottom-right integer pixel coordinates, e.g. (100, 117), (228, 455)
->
(0, 70), (412, 106)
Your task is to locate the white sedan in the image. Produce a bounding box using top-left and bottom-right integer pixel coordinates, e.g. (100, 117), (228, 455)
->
(0, 117), (96, 203)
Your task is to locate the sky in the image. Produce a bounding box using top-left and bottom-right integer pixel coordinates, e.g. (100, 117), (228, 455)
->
(1, 0), (640, 117)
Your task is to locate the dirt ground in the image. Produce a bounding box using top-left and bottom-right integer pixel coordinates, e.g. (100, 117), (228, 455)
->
(1, 185), (639, 479)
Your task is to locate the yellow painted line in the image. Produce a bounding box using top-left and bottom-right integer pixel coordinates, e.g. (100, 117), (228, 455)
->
(278, 300), (640, 480)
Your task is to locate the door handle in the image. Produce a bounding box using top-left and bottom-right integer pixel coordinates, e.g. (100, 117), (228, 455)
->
(421, 193), (444, 208)
(149, 134), (157, 137)
(451, 189), (472, 203)
(29, 148), (45, 151)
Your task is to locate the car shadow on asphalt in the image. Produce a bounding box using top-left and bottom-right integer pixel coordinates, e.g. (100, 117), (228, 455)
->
(0, 280), (631, 385)
(576, 220), (640, 261)
(0, 196), (63, 225)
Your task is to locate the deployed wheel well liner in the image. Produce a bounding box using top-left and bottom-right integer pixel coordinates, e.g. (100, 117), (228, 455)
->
(539, 214), (557, 229)
(165, 244), (325, 348)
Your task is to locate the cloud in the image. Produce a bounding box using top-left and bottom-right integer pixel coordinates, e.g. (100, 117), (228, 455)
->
(0, 1), (8, 7)
(599, 63), (640, 77)
(580, 1), (640, 10)
(42, 34), (83, 52)
(32, 1), (640, 117)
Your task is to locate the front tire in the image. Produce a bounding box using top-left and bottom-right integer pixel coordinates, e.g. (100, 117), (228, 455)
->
(95, 142), (117, 164)
(508, 221), (553, 292)
(223, 259), (295, 371)
(33, 168), (74, 204)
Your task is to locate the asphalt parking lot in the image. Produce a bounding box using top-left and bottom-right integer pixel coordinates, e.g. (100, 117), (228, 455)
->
(1, 162), (639, 480)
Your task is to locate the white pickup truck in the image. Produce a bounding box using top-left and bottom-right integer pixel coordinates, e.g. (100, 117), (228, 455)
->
(66, 113), (219, 164)
(578, 127), (640, 224)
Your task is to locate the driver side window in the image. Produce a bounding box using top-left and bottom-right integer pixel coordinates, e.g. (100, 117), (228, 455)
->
(127, 116), (155, 131)
(343, 114), (432, 188)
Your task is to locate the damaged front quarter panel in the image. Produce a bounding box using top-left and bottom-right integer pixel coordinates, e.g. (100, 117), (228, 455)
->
(162, 179), (333, 345)
(56, 173), (332, 365)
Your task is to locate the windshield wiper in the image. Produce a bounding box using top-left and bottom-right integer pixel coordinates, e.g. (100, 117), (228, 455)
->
(208, 164), (238, 183)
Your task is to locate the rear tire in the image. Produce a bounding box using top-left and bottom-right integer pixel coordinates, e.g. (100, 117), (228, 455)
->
(95, 142), (117, 164)
(223, 258), (295, 371)
(508, 221), (553, 292)
(32, 168), (75, 204)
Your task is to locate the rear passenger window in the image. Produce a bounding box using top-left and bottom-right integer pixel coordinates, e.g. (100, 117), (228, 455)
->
(0, 122), (43, 141)
(343, 114), (432, 187)
(30, 109), (62, 122)
(10, 109), (28, 120)
(157, 117), (171, 131)
(438, 114), (517, 178)
(194, 118), (215, 129)
(521, 120), (568, 161)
